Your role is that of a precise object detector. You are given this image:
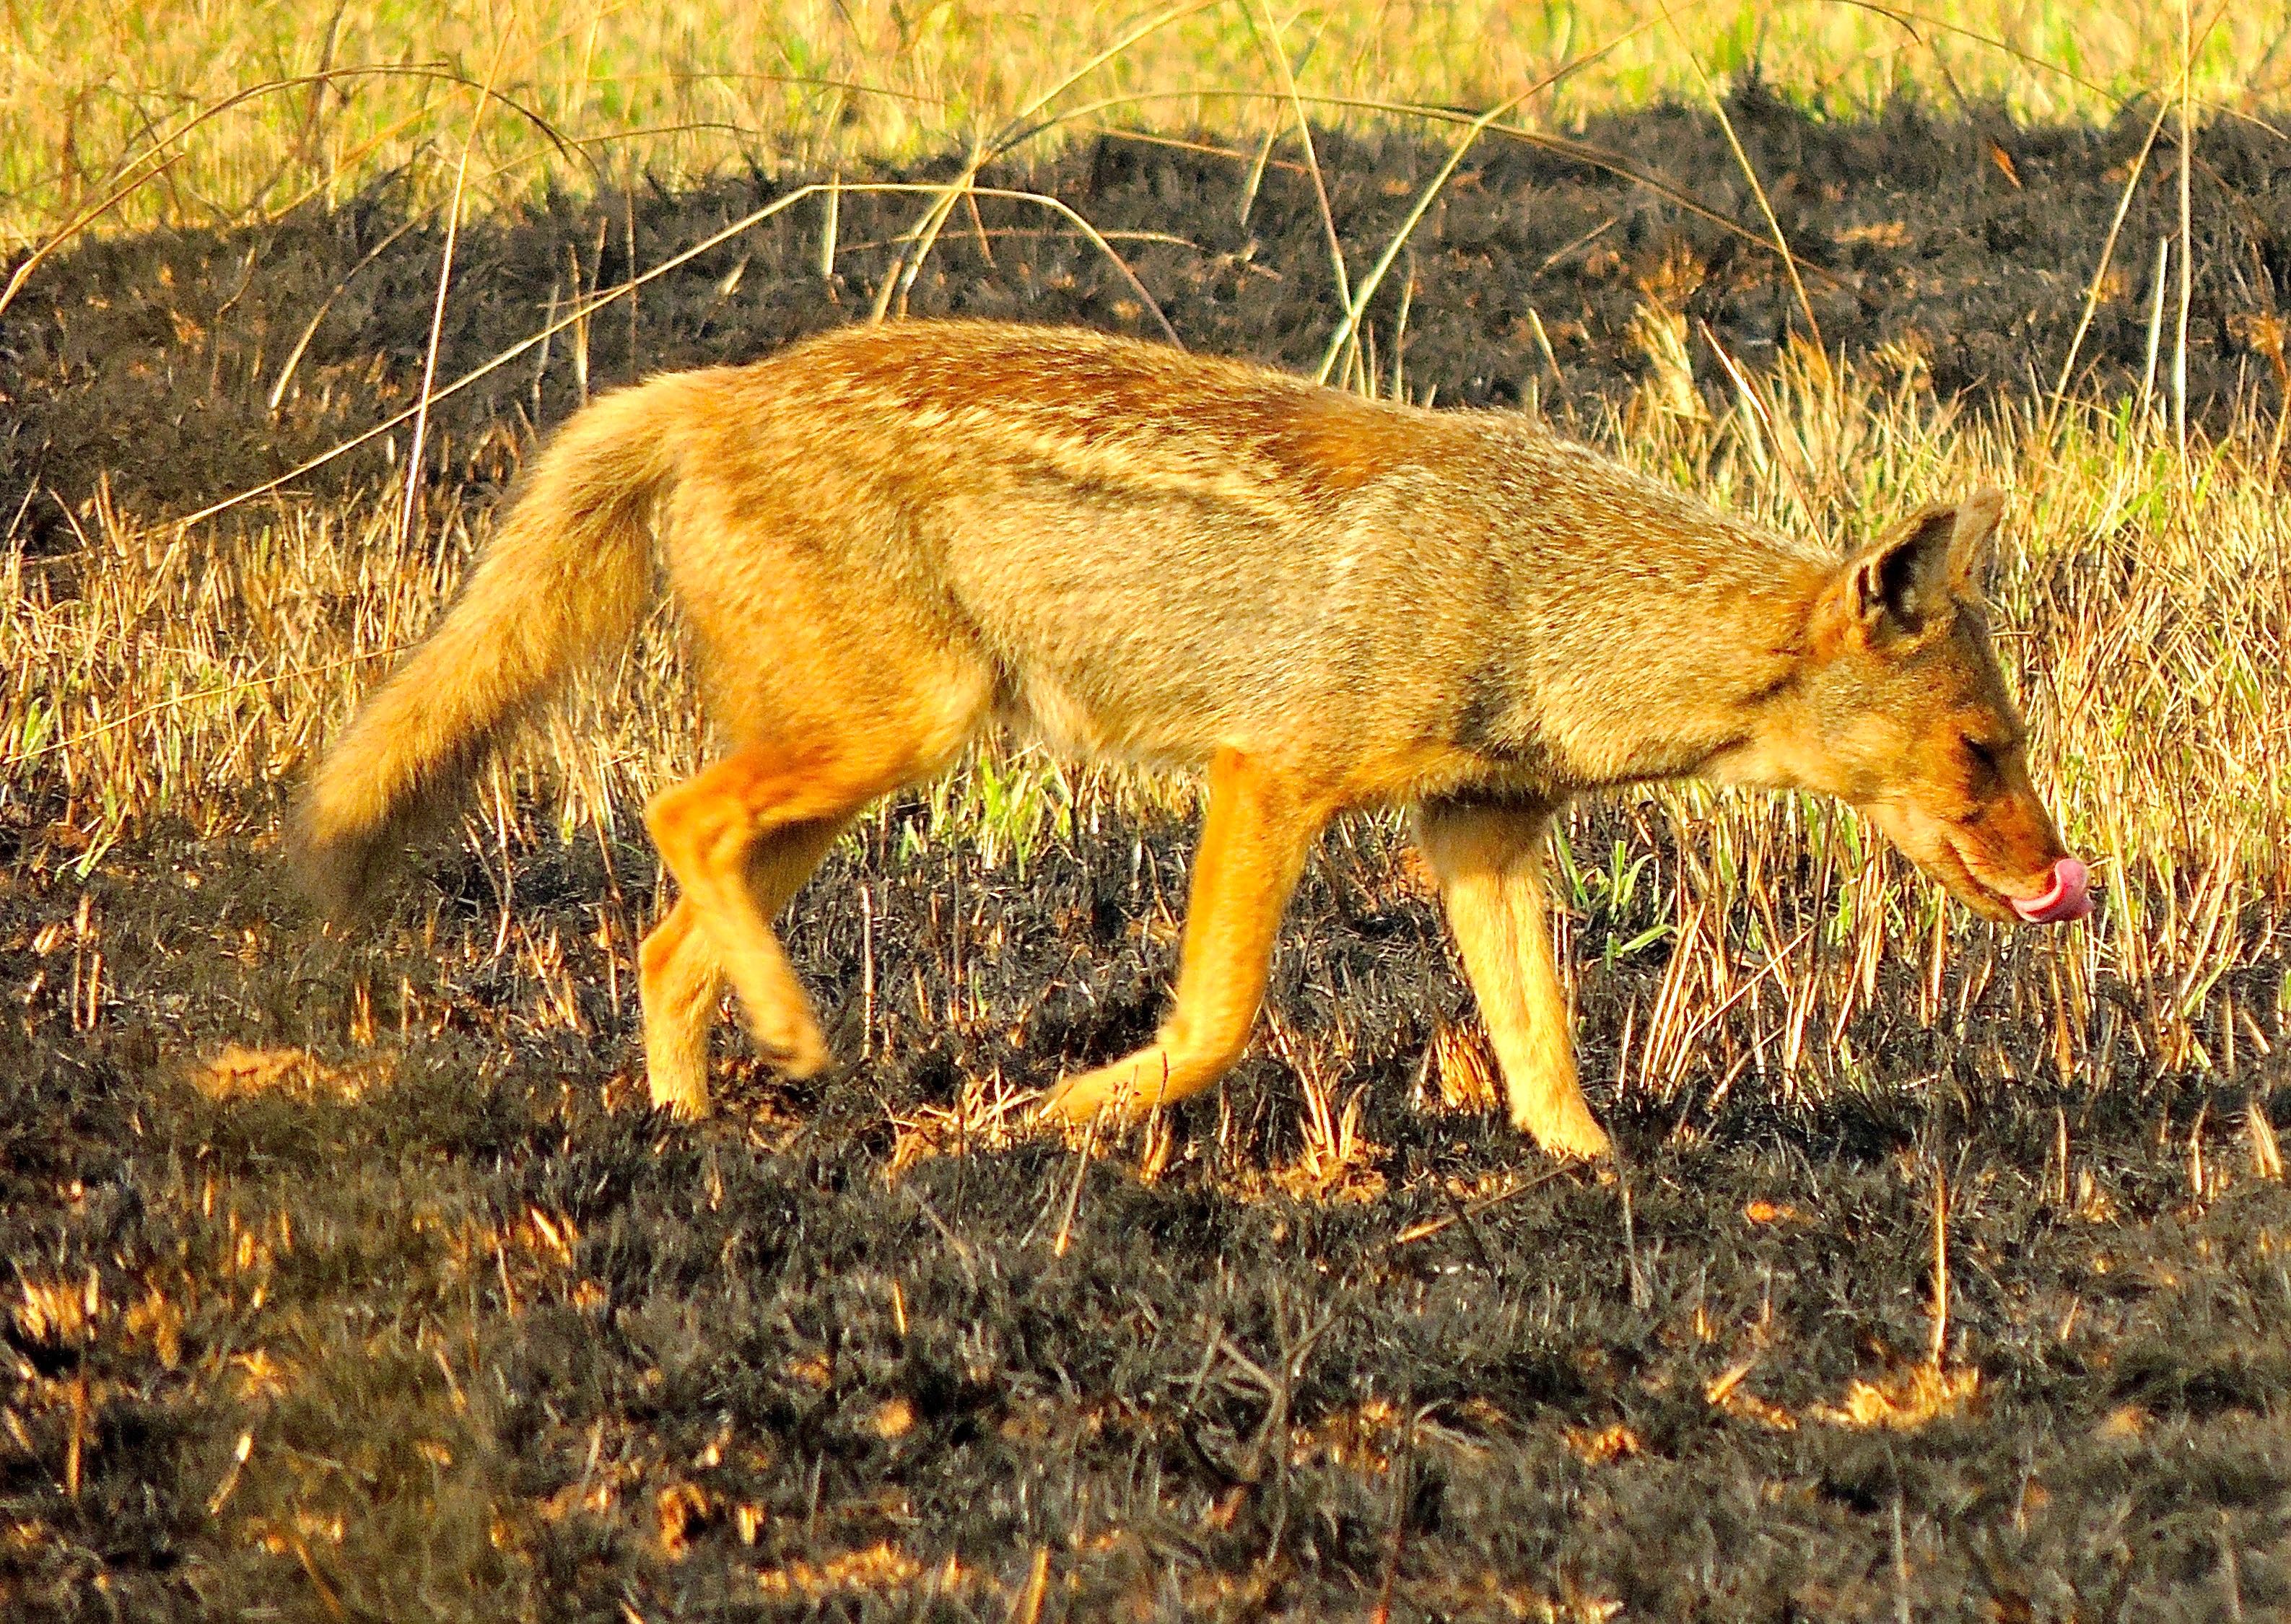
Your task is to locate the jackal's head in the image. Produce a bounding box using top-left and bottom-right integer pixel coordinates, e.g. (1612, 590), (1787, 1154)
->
(1738, 489), (2090, 926)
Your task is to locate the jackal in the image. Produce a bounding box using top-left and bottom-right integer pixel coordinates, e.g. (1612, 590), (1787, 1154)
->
(294, 320), (2089, 1158)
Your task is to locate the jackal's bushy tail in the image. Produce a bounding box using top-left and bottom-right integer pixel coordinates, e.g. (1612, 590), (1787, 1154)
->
(292, 380), (686, 917)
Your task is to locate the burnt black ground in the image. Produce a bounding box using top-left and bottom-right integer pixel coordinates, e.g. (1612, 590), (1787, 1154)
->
(6, 93), (2291, 1622)
(7, 87), (2291, 531)
(6, 816), (2291, 1622)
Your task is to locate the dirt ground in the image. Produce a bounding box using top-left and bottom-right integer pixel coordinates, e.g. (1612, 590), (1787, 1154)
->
(6, 820), (2291, 1621)
(6, 93), (2291, 1621)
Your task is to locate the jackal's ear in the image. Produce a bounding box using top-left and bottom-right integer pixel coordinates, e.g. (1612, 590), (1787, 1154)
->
(1943, 486), (2004, 589)
(1842, 489), (2002, 639)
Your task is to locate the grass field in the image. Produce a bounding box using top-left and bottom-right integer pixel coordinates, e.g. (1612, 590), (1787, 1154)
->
(4, 2), (2289, 252)
(6, 2), (2291, 1619)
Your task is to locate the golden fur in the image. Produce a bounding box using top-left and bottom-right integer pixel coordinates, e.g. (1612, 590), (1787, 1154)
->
(295, 320), (2078, 1158)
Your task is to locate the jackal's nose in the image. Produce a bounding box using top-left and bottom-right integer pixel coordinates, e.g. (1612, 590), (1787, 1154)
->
(2010, 856), (2092, 925)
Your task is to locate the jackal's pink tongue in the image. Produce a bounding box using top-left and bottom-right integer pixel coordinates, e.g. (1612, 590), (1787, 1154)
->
(2011, 857), (2092, 924)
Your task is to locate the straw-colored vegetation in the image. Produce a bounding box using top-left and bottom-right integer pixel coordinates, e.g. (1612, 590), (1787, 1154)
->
(3, 2), (2287, 252)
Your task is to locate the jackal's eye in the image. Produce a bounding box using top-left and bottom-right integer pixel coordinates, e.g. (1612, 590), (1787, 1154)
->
(1962, 735), (2002, 790)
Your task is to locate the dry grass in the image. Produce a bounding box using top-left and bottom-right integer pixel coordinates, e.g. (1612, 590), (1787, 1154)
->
(7, 332), (2285, 1126)
(1810, 1361), (1984, 1429)
(191, 1042), (398, 1104)
(4, 2), (2289, 256)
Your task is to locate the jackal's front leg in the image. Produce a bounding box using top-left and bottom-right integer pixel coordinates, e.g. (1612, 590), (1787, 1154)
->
(1042, 750), (1327, 1125)
(1415, 798), (1612, 1161)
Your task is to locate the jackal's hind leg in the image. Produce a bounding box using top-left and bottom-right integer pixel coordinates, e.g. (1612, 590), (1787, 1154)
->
(1416, 798), (1612, 1161)
(730, 816), (855, 1072)
(639, 898), (722, 1118)
(645, 746), (896, 1112)
(1042, 751), (1326, 1125)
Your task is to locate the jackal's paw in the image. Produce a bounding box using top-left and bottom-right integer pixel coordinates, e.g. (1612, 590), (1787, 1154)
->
(1514, 1099), (1614, 1162)
(1035, 1070), (1120, 1128)
(745, 1021), (830, 1081)
(647, 1072), (713, 1121)
(1037, 1057), (1170, 1127)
